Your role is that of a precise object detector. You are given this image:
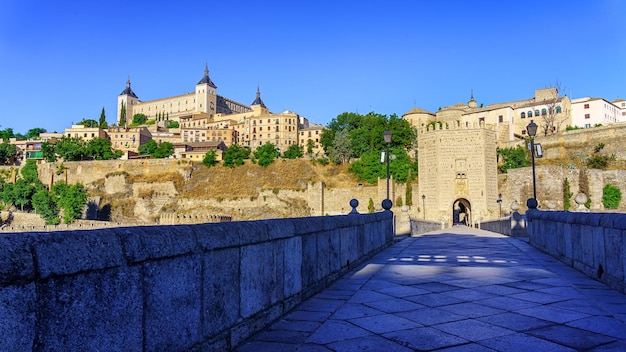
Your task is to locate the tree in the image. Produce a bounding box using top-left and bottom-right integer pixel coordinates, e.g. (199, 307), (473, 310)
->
(203, 150), (218, 168)
(602, 184), (622, 209)
(497, 146), (530, 173)
(330, 129), (351, 164)
(53, 182), (88, 224)
(41, 141), (57, 162)
(87, 138), (122, 160)
(405, 169), (413, 206)
(78, 119), (99, 128)
(138, 139), (158, 155)
(0, 128), (16, 140)
(254, 143), (280, 167)
(99, 107), (108, 129)
(119, 102), (127, 127)
(12, 179), (35, 211)
(25, 128), (46, 140)
(283, 144), (303, 159)
(349, 147), (415, 184)
(0, 142), (17, 165)
(132, 113), (148, 125)
(537, 81), (570, 136)
(53, 137), (87, 161)
(223, 144), (250, 168)
(152, 142), (174, 158)
(32, 188), (59, 224)
(167, 121), (179, 129)
(306, 139), (315, 155)
(368, 198), (374, 213)
(21, 160), (40, 185)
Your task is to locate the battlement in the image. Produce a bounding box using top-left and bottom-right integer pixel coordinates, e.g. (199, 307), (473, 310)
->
(419, 120), (496, 134)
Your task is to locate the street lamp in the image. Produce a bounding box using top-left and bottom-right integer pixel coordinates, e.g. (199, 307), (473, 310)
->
(526, 120), (538, 201)
(497, 193), (502, 217)
(421, 194), (426, 219)
(383, 129), (392, 200)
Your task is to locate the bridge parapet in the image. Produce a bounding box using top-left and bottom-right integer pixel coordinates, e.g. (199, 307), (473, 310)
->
(527, 210), (626, 294)
(0, 210), (393, 351)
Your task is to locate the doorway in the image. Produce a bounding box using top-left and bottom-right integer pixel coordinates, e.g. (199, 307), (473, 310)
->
(452, 198), (471, 226)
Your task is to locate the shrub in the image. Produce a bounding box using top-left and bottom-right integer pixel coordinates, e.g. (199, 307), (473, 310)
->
(563, 178), (573, 210)
(368, 198), (374, 213)
(602, 184), (621, 209)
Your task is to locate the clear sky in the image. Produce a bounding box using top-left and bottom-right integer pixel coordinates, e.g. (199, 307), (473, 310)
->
(1, 0), (625, 135)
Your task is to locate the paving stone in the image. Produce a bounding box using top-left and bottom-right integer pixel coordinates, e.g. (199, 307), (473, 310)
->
(437, 302), (505, 319)
(270, 320), (321, 333)
(433, 319), (515, 342)
(297, 298), (345, 313)
(440, 288), (497, 302)
(305, 320), (371, 344)
(527, 324), (616, 350)
(284, 310), (332, 322)
(327, 335), (414, 352)
(478, 332), (576, 352)
(348, 290), (393, 304)
(405, 292), (465, 307)
(508, 291), (570, 304)
(237, 341), (332, 352)
(364, 298), (426, 313)
(474, 284), (527, 296)
(331, 303), (384, 320)
(517, 306), (590, 324)
(375, 285), (430, 297)
(476, 296), (539, 311)
(383, 326), (468, 350)
(349, 314), (421, 334)
(567, 315), (626, 339)
(476, 312), (554, 332)
(398, 308), (466, 326)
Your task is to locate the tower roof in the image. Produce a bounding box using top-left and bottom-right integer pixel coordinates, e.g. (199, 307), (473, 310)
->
(197, 63), (217, 88)
(251, 86), (266, 108)
(119, 76), (138, 98)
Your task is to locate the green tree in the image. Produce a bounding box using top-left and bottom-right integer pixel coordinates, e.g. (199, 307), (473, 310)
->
(563, 178), (573, 210)
(21, 160), (40, 185)
(283, 144), (303, 159)
(25, 127), (47, 140)
(132, 113), (148, 125)
(99, 107), (108, 129)
(330, 129), (352, 164)
(602, 184), (622, 209)
(53, 182), (88, 224)
(53, 137), (87, 161)
(41, 141), (57, 162)
(203, 150), (218, 168)
(87, 138), (122, 160)
(167, 121), (179, 128)
(223, 144), (250, 168)
(32, 188), (59, 224)
(138, 139), (158, 155)
(368, 198), (374, 213)
(497, 146), (530, 173)
(0, 128), (16, 140)
(119, 102), (127, 127)
(152, 142), (174, 158)
(0, 142), (17, 165)
(12, 179), (35, 211)
(254, 143), (280, 167)
(306, 139), (315, 155)
(349, 147), (415, 184)
(405, 170), (413, 207)
(78, 119), (99, 128)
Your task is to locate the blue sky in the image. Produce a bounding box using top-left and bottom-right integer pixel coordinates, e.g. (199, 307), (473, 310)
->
(1, 0), (625, 135)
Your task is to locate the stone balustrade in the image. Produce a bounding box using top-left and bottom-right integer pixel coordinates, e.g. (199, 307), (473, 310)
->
(0, 208), (393, 351)
(526, 209), (626, 293)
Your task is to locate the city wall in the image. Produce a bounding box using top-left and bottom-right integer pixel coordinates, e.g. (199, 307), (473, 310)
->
(527, 210), (626, 294)
(0, 210), (394, 351)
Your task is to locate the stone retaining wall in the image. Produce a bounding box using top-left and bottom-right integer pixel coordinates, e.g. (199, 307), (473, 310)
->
(0, 211), (394, 351)
(527, 210), (626, 293)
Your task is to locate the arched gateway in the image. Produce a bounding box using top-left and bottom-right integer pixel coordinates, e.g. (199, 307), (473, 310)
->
(452, 198), (471, 225)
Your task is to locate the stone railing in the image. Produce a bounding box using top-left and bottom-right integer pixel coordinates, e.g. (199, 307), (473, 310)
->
(0, 207), (394, 351)
(409, 217), (446, 235)
(526, 209), (626, 293)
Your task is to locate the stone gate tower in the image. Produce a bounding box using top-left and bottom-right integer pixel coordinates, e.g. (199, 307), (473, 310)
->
(418, 121), (499, 225)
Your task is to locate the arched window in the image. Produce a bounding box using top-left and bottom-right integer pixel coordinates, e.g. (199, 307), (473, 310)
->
(527, 111), (532, 117)
(535, 109), (540, 116)
(556, 106), (562, 113)
(521, 112), (526, 118)
(541, 108), (547, 116)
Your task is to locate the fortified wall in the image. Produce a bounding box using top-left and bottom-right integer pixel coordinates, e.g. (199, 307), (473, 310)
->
(0, 209), (394, 351)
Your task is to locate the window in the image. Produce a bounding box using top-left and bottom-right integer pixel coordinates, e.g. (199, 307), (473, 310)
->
(499, 115), (503, 123)
(522, 130), (526, 135)
(556, 106), (562, 113)
(585, 114), (590, 119)
(585, 123), (591, 128)
(535, 110), (540, 116)
(528, 110), (532, 117)
(584, 104), (590, 109)
(541, 108), (547, 116)
(521, 112), (526, 119)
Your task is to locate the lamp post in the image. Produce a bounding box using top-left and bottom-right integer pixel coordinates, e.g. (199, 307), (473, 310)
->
(497, 193), (502, 217)
(421, 194), (426, 219)
(383, 129), (392, 201)
(526, 120), (538, 201)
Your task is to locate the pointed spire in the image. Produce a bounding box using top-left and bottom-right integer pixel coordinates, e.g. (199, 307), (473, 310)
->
(251, 85), (266, 108)
(197, 63), (217, 88)
(119, 75), (138, 97)
(470, 89), (475, 101)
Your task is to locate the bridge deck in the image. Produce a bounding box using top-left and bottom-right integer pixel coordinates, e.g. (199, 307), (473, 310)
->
(237, 226), (626, 351)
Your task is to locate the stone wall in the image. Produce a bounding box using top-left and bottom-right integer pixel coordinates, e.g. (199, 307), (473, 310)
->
(0, 211), (394, 351)
(527, 210), (626, 293)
